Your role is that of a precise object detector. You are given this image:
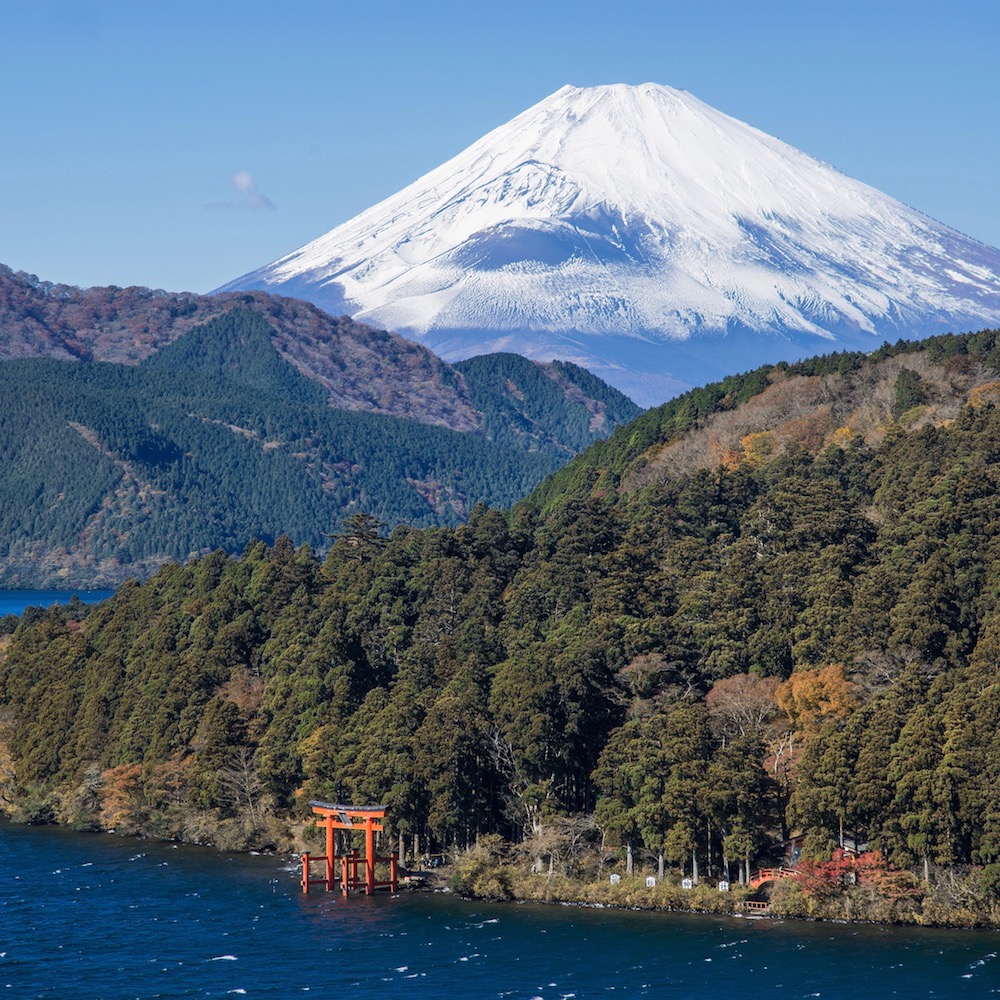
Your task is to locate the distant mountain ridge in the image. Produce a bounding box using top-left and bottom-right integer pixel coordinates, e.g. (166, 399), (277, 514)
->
(0, 269), (640, 586)
(0, 264), (482, 430)
(0, 311), (548, 586)
(217, 83), (1000, 406)
(0, 263), (640, 450)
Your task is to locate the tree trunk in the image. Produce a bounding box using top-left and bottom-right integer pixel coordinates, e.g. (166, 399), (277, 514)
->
(692, 847), (699, 885)
(626, 842), (634, 877)
(658, 852), (664, 880)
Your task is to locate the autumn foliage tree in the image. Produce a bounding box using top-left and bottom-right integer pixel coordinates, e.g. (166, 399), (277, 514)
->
(776, 664), (859, 734)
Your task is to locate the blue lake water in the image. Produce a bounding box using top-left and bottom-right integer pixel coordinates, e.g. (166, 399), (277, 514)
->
(1, 822), (998, 998)
(0, 589), (115, 618)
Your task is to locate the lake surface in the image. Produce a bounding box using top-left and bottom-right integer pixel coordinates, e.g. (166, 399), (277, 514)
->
(1, 822), (997, 998)
(0, 588), (115, 617)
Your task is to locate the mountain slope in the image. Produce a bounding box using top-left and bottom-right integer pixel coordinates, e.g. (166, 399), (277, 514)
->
(523, 328), (1000, 518)
(218, 83), (1000, 406)
(454, 352), (640, 457)
(0, 309), (566, 587)
(0, 264), (481, 429)
(0, 263), (640, 456)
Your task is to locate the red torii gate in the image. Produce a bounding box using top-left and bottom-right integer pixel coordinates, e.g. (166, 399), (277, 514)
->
(300, 801), (398, 896)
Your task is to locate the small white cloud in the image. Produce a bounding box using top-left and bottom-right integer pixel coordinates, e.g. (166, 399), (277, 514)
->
(207, 171), (276, 211)
(232, 170), (256, 196)
(232, 170), (275, 209)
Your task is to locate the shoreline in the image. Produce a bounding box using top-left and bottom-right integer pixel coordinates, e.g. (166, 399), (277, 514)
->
(445, 881), (1000, 931)
(418, 873), (1000, 933)
(4, 811), (998, 931)
(441, 856), (1000, 931)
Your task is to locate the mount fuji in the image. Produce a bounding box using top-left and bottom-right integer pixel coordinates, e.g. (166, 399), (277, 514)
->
(217, 83), (1000, 406)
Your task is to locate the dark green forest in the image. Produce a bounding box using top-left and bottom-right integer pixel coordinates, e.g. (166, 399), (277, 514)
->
(454, 352), (640, 456)
(0, 309), (637, 586)
(5, 328), (1000, 922)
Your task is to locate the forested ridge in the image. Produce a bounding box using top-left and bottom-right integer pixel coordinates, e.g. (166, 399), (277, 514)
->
(454, 352), (640, 456)
(0, 308), (638, 587)
(5, 328), (1000, 923)
(0, 265), (483, 430)
(0, 263), (639, 439)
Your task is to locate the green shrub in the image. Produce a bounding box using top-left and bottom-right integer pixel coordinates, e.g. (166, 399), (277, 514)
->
(450, 837), (514, 901)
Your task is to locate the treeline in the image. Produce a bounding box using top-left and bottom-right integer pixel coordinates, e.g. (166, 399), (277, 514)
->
(2, 329), (1000, 917)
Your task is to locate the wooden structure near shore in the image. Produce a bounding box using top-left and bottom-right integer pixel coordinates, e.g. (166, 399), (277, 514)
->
(748, 866), (797, 889)
(737, 867), (798, 914)
(300, 802), (398, 896)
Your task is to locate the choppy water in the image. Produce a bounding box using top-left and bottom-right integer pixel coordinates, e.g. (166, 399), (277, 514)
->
(1, 822), (998, 998)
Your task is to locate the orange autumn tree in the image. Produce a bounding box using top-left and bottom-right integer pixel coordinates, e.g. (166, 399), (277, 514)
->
(775, 664), (860, 855)
(776, 664), (858, 735)
(99, 763), (146, 832)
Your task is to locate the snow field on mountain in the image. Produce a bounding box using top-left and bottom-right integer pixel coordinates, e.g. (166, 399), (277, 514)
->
(219, 83), (1000, 404)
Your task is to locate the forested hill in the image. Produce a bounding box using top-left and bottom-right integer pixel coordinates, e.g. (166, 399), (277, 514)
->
(5, 328), (1000, 920)
(0, 265), (480, 430)
(0, 291), (639, 586)
(454, 352), (641, 456)
(524, 328), (1000, 514)
(0, 265), (643, 583)
(0, 264), (640, 440)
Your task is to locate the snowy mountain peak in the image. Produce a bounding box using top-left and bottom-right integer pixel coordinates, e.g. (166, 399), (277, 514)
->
(217, 83), (1000, 406)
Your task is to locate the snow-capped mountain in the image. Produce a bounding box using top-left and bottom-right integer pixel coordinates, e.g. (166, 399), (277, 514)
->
(217, 83), (1000, 406)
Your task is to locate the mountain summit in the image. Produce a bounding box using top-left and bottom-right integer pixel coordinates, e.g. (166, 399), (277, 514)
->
(218, 83), (1000, 405)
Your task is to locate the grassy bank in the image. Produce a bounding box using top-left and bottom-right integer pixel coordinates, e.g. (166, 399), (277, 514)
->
(444, 840), (1000, 929)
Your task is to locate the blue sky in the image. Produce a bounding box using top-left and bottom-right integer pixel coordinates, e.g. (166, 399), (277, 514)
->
(2, 0), (998, 294)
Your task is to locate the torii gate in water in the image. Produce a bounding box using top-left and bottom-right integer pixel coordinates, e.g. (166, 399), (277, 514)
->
(300, 802), (398, 896)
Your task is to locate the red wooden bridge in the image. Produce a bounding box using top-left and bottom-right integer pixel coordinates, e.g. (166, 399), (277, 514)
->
(734, 867), (798, 914)
(748, 866), (797, 889)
